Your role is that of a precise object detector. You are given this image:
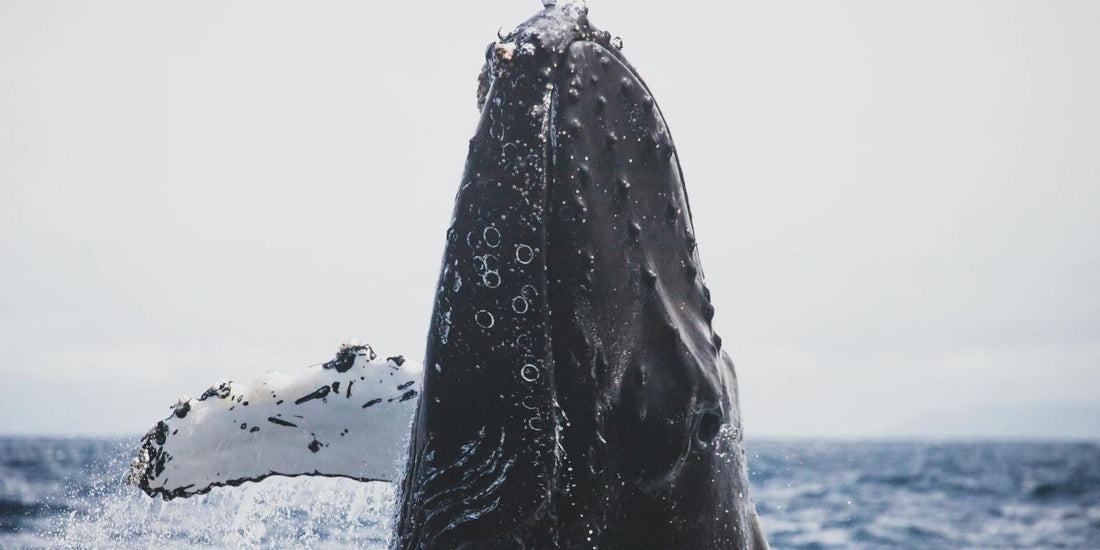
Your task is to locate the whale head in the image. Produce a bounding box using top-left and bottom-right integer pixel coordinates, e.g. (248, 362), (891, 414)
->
(395, 3), (766, 549)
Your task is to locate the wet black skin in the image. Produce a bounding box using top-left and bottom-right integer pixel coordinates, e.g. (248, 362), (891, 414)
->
(395, 4), (767, 549)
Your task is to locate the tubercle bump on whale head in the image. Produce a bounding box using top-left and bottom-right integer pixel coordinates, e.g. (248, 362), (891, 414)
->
(476, 1), (619, 111)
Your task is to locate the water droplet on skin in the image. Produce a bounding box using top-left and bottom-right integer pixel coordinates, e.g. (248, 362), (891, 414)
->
(483, 226), (501, 247)
(516, 244), (534, 264)
(475, 310), (495, 328)
(483, 271), (501, 288)
(512, 295), (530, 314)
(573, 195), (587, 214)
(521, 363), (540, 382)
(516, 333), (532, 349)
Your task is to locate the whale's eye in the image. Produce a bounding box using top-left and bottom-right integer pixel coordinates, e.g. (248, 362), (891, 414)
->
(697, 409), (723, 444)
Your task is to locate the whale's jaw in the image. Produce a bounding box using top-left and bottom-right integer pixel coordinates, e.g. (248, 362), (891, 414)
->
(395, 3), (767, 549)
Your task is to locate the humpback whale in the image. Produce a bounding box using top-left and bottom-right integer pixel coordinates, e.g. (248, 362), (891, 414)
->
(129, 2), (767, 548)
(395, 3), (765, 548)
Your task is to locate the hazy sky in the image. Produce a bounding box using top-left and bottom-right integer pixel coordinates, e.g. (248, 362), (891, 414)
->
(2, 0), (1097, 439)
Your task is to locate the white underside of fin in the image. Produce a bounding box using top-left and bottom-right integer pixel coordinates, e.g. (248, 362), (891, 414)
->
(128, 344), (422, 499)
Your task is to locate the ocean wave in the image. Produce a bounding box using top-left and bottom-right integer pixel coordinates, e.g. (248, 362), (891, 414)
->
(1, 437), (1097, 548)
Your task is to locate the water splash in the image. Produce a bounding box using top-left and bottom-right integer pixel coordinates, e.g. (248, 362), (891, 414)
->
(3, 438), (1097, 548)
(18, 439), (395, 549)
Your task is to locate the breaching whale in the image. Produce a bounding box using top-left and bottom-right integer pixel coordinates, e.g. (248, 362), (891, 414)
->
(395, 3), (765, 549)
(129, 1), (767, 548)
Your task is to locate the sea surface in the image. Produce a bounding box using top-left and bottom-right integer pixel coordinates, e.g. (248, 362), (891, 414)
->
(1, 437), (1097, 549)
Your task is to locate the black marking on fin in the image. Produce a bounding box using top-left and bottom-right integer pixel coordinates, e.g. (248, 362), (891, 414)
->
(295, 386), (331, 405)
(199, 382), (232, 401)
(324, 344), (375, 372)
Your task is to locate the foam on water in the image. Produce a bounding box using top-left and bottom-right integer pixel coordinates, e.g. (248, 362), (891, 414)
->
(3, 437), (1099, 548)
(54, 478), (392, 549)
(5, 438), (393, 549)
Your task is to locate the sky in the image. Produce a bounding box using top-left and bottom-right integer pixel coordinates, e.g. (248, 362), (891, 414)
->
(1, 0), (1097, 439)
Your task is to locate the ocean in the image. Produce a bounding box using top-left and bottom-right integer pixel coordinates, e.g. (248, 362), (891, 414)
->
(1, 437), (1097, 549)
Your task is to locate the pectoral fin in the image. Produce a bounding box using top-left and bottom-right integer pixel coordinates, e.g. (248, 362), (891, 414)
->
(128, 343), (422, 500)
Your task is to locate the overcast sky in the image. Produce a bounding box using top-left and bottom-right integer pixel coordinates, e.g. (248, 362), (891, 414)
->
(1, 0), (1097, 439)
